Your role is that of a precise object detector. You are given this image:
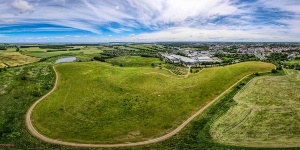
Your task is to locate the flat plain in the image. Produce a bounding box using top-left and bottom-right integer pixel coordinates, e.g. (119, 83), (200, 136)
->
(211, 69), (300, 148)
(31, 60), (274, 144)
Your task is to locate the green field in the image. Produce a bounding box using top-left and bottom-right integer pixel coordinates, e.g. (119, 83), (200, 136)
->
(31, 61), (274, 144)
(284, 59), (300, 65)
(211, 69), (300, 148)
(106, 56), (164, 67)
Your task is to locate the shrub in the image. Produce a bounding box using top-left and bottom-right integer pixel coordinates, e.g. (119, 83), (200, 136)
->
(271, 69), (277, 73)
(93, 56), (106, 62)
(21, 76), (27, 80)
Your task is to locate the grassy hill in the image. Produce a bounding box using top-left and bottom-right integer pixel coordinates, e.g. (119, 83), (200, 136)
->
(31, 61), (274, 144)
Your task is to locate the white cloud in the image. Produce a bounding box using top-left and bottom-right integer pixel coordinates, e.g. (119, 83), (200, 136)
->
(123, 26), (298, 42)
(1, 0), (300, 42)
(12, 0), (34, 14)
(1, 19), (14, 24)
(1, 0), (243, 33)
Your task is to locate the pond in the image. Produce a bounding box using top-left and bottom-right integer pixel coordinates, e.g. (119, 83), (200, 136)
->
(55, 57), (76, 64)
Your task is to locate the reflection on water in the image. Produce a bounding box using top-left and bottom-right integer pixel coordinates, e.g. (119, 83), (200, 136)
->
(55, 57), (76, 64)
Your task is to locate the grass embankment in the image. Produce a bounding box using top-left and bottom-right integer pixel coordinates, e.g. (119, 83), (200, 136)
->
(0, 52), (40, 67)
(211, 69), (300, 148)
(31, 61), (273, 144)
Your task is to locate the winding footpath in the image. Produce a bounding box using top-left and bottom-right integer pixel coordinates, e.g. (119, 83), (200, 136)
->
(26, 65), (253, 148)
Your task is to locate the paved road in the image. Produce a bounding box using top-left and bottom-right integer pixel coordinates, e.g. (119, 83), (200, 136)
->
(25, 66), (252, 148)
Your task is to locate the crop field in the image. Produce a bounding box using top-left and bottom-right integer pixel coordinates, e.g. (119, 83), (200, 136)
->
(21, 47), (103, 58)
(106, 56), (164, 67)
(0, 52), (40, 67)
(31, 61), (274, 144)
(0, 63), (6, 68)
(211, 69), (300, 148)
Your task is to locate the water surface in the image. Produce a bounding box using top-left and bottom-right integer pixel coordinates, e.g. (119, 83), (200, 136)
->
(55, 57), (76, 64)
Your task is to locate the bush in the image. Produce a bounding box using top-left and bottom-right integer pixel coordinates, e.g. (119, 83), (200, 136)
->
(271, 69), (277, 73)
(93, 56), (106, 62)
(21, 76), (27, 80)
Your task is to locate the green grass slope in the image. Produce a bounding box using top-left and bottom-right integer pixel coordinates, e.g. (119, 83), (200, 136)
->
(211, 69), (300, 148)
(32, 61), (274, 144)
(106, 56), (164, 67)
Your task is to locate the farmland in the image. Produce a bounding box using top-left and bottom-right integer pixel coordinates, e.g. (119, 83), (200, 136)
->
(0, 63), (6, 68)
(31, 61), (274, 144)
(20, 46), (103, 58)
(210, 69), (300, 148)
(0, 52), (40, 67)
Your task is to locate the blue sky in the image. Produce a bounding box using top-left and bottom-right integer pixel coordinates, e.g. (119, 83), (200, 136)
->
(0, 0), (300, 43)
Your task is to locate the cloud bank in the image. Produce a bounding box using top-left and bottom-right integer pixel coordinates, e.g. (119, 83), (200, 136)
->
(0, 0), (300, 42)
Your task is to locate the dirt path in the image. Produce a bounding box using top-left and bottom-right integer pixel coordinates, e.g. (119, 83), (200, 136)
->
(26, 66), (253, 148)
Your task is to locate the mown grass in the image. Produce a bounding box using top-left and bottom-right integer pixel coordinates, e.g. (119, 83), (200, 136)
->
(31, 61), (274, 144)
(106, 56), (164, 67)
(0, 52), (40, 67)
(210, 69), (300, 148)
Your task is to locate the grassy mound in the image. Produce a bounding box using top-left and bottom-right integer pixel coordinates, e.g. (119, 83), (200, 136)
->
(32, 61), (274, 144)
(211, 69), (300, 148)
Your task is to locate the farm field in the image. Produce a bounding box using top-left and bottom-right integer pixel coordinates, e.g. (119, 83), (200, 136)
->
(0, 52), (40, 67)
(21, 47), (103, 58)
(211, 69), (300, 148)
(0, 63), (6, 68)
(31, 61), (274, 144)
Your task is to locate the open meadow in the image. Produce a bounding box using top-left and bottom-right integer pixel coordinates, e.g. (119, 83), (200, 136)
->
(31, 61), (274, 144)
(284, 59), (300, 65)
(210, 69), (300, 148)
(106, 56), (165, 67)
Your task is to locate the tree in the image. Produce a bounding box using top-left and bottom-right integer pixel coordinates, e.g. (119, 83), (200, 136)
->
(16, 47), (20, 52)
